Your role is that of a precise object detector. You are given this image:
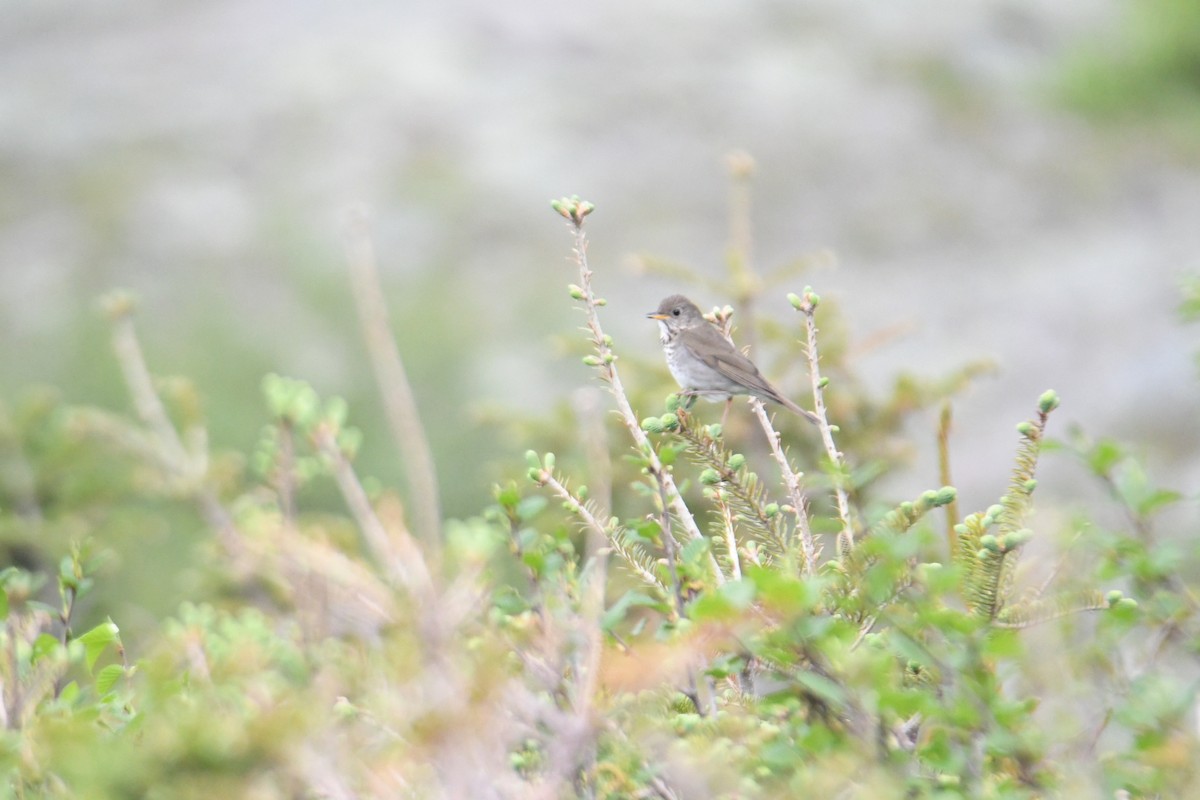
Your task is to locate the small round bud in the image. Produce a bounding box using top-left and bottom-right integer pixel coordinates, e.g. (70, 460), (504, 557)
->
(1105, 589), (1124, 605)
(699, 468), (721, 485)
(568, 284), (585, 300)
(1023, 479), (1037, 494)
(582, 355), (601, 367)
(764, 503), (780, 517)
(818, 376), (830, 389)
(979, 534), (999, 552)
(659, 413), (680, 431)
(1037, 390), (1060, 414)
(98, 290), (138, 320)
(727, 453), (746, 470)
(1016, 421), (1036, 438)
(1002, 529), (1032, 549)
(933, 486), (957, 506)
(665, 394), (683, 412)
(543, 452), (555, 470)
(787, 292), (804, 310)
(641, 416), (665, 433)
(706, 423), (723, 439)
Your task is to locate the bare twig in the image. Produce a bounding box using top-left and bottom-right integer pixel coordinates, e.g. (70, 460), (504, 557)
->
(751, 399), (818, 575)
(106, 305), (244, 555)
(791, 289), (855, 552)
(343, 207), (442, 550)
(937, 401), (959, 550)
(313, 424), (433, 597)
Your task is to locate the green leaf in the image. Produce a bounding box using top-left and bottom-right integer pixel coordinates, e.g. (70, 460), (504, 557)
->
(31, 633), (61, 664)
(689, 592), (735, 622)
(515, 495), (548, 522)
(77, 619), (121, 673)
(718, 578), (757, 609)
(602, 591), (667, 632)
(95, 664), (126, 695)
(680, 536), (710, 566)
(1087, 439), (1124, 475)
(1137, 489), (1182, 517)
(794, 670), (847, 709)
(747, 566), (819, 615)
(58, 680), (79, 705)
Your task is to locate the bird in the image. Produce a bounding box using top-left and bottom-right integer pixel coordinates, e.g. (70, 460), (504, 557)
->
(647, 294), (819, 425)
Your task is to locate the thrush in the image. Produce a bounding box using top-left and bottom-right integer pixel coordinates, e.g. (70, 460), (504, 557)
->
(647, 294), (819, 425)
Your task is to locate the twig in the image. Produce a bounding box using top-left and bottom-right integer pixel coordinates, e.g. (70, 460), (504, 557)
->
(343, 207), (442, 550)
(716, 497), (743, 581)
(275, 420), (299, 528)
(110, 314), (194, 472)
(106, 304), (244, 555)
(937, 401), (959, 550)
(655, 481), (687, 621)
(791, 289), (855, 552)
(313, 424), (433, 597)
(750, 399), (818, 575)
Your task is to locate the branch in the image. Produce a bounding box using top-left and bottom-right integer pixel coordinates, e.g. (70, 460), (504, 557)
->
(789, 288), (855, 552)
(750, 399), (818, 575)
(343, 208), (442, 550)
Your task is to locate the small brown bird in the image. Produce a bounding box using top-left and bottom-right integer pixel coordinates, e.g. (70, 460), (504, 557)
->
(647, 294), (819, 425)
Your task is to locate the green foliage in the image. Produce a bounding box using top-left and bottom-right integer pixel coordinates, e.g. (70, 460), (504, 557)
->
(1058, 0), (1200, 148)
(0, 190), (1196, 798)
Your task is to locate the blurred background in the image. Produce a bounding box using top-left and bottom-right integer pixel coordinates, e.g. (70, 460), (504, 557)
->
(3, 1), (1199, 628)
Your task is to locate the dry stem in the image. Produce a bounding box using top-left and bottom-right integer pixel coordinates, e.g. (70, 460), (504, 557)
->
(343, 208), (442, 550)
(750, 399), (818, 575)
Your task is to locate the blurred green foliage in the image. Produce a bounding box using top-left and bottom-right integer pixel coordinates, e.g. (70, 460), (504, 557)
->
(1059, 0), (1200, 148)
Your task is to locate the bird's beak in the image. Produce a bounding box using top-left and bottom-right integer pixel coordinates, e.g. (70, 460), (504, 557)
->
(646, 312), (668, 320)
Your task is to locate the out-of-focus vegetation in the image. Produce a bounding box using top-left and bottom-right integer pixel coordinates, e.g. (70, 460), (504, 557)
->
(1059, 0), (1200, 150)
(1, 190), (1196, 798)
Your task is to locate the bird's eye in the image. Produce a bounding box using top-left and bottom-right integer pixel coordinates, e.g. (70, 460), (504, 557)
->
(672, 308), (680, 316)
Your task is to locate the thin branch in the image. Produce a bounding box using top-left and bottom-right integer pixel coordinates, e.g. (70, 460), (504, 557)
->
(343, 208), (442, 550)
(110, 314), (194, 472)
(937, 401), (959, 548)
(656, 481), (687, 621)
(750, 399), (818, 575)
(313, 424), (433, 597)
(106, 306), (244, 555)
(716, 497), (743, 581)
(792, 290), (855, 551)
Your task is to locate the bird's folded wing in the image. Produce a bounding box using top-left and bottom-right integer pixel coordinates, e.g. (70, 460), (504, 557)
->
(709, 352), (781, 400)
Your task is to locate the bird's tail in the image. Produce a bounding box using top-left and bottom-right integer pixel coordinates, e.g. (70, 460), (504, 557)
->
(777, 394), (821, 426)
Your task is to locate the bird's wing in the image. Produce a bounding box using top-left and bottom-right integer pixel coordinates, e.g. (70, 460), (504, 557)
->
(683, 324), (786, 402)
(683, 323), (820, 425)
